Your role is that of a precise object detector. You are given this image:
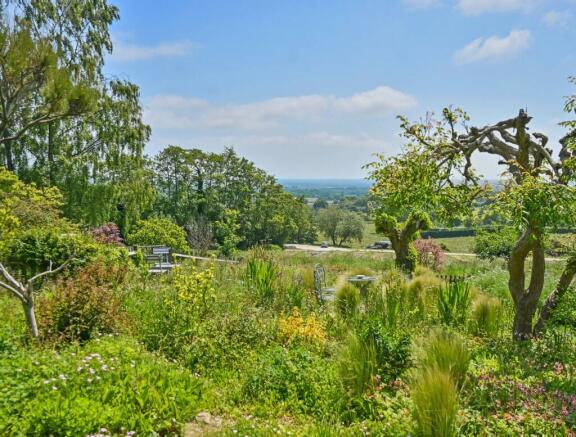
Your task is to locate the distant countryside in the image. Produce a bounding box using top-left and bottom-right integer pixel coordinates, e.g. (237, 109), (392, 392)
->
(1, 1), (576, 436)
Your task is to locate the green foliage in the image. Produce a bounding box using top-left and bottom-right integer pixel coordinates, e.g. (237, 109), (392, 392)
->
(474, 227), (517, 260)
(337, 333), (377, 398)
(245, 250), (278, 303)
(356, 318), (412, 383)
(410, 367), (459, 437)
(0, 168), (62, 244)
(414, 328), (470, 389)
(1, 225), (101, 276)
(37, 261), (131, 343)
(152, 146), (316, 250)
(0, 337), (201, 436)
(127, 217), (188, 253)
(316, 207), (364, 246)
(437, 280), (471, 326)
(242, 346), (342, 417)
(214, 209), (242, 256)
(335, 283), (360, 319)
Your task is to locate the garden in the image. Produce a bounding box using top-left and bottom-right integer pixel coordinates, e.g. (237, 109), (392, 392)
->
(1, 1), (576, 435)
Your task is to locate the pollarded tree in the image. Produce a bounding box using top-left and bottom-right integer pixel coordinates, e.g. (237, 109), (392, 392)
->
(366, 125), (476, 272)
(401, 80), (576, 339)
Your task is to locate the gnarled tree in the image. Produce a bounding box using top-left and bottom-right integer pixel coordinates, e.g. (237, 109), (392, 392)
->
(402, 80), (576, 339)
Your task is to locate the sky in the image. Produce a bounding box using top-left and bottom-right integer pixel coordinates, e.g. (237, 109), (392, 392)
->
(105, 0), (576, 179)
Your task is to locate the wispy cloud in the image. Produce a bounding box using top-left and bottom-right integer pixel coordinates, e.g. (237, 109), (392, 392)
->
(542, 10), (573, 30)
(453, 29), (531, 64)
(111, 40), (194, 62)
(145, 86), (418, 131)
(455, 0), (539, 15)
(402, 0), (443, 10)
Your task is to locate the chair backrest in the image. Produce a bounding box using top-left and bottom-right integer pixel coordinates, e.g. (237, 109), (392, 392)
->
(151, 246), (171, 263)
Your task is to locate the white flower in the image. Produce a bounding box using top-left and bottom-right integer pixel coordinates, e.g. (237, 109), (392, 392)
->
(59, 374), (66, 380)
(51, 386), (57, 391)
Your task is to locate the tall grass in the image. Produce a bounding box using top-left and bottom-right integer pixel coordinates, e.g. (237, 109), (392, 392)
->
(335, 284), (360, 319)
(471, 294), (503, 336)
(414, 328), (470, 389)
(337, 333), (377, 398)
(437, 279), (471, 326)
(245, 256), (277, 303)
(411, 367), (459, 437)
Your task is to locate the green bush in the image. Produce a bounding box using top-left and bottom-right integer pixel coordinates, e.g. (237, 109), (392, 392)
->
(127, 217), (188, 253)
(414, 328), (470, 389)
(242, 346), (342, 417)
(335, 284), (360, 319)
(410, 367), (459, 437)
(356, 318), (411, 384)
(1, 225), (100, 276)
(474, 227), (516, 260)
(0, 337), (201, 436)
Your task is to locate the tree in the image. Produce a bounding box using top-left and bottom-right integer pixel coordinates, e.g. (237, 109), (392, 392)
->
(127, 218), (189, 254)
(401, 80), (576, 339)
(0, 258), (74, 338)
(0, 1), (153, 231)
(366, 131), (475, 272)
(313, 198), (328, 210)
(152, 146), (316, 250)
(316, 207), (364, 246)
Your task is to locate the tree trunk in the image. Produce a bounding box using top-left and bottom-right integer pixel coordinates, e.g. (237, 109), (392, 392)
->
(507, 229), (545, 341)
(393, 238), (416, 273)
(3, 139), (14, 172)
(533, 255), (576, 335)
(22, 299), (39, 339)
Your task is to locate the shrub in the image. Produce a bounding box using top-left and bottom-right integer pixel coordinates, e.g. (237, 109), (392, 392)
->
(414, 238), (445, 270)
(37, 261), (130, 343)
(335, 284), (360, 319)
(0, 337), (202, 436)
(1, 225), (100, 276)
(437, 280), (471, 326)
(357, 318), (411, 383)
(474, 227), (516, 260)
(90, 223), (123, 245)
(470, 294), (503, 336)
(414, 328), (470, 389)
(278, 308), (326, 348)
(410, 367), (459, 437)
(242, 346), (342, 416)
(127, 217), (188, 253)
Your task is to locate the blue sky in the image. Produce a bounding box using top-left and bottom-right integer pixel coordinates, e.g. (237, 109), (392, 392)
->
(105, 0), (576, 178)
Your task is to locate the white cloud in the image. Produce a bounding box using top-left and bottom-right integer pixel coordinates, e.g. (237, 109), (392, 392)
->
(542, 10), (573, 29)
(334, 86), (418, 114)
(144, 86), (417, 131)
(453, 29), (531, 64)
(403, 0), (442, 10)
(456, 0), (539, 15)
(111, 40), (194, 62)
